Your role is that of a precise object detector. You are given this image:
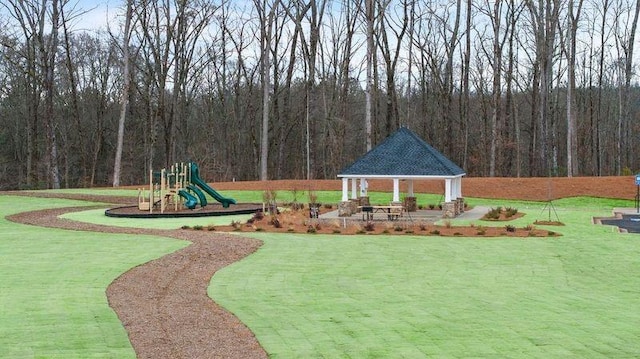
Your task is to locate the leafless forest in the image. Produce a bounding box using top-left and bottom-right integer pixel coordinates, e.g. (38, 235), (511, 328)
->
(1, 0), (639, 190)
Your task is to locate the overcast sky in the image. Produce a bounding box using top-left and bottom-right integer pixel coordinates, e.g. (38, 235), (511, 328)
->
(69, 0), (118, 32)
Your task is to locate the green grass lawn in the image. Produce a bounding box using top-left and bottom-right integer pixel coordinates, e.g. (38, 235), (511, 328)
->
(211, 197), (640, 358)
(3, 191), (640, 358)
(0, 195), (188, 358)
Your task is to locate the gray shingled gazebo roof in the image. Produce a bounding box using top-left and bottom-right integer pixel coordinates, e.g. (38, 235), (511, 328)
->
(337, 127), (465, 206)
(338, 127), (465, 178)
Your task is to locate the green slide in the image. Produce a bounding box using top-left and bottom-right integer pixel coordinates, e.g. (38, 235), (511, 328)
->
(189, 162), (236, 208)
(178, 189), (198, 209)
(187, 184), (208, 207)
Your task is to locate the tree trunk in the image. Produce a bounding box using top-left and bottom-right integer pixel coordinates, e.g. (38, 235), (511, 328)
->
(113, 0), (133, 187)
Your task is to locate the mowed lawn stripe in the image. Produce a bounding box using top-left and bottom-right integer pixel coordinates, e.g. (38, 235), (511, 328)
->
(0, 195), (188, 358)
(212, 198), (640, 358)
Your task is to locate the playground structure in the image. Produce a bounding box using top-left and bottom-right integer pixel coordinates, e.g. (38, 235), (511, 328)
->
(137, 162), (237, 214)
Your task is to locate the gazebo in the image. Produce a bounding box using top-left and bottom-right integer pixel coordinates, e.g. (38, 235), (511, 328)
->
(337, 127), (466, 218)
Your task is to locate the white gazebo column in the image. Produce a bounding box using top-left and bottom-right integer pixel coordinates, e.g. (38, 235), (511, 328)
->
(358, 178), (370, 206)
(351, 178), (358, 199)
(452, 178), (458, 200)
(456, 176), (464, 213)
(338, 177), (353, 217)
(444, 178), (452, 202)
(341, 177), (349, 201)
(392, 178), (400, 203)
(442, 177), (460, 218)
(404, 179), (417, 212)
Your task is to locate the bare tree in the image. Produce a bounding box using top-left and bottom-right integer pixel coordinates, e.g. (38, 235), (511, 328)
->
(525, 0), (561, 176)
(562, 0), (584, 177)
(113, 0), (133, 187)
(613, 0), (640, 174)
(365, 0), (374, 151)
(254, 0), (282, 180)
(377, 0), (408, 136)
(3, 0), (65, 188)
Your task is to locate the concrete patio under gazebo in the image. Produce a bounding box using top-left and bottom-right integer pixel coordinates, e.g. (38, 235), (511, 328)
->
(337, 127), (466, 218)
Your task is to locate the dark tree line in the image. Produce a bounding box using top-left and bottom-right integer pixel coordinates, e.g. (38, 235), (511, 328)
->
(1, 0), (640, 190)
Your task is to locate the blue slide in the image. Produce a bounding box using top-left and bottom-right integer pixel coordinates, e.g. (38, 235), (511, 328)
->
(178, 189), (198, 209)
(189, 162), (236, 208)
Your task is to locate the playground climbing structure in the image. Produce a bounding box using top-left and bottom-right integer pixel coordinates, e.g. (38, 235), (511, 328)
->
(137, 162), (236, 213)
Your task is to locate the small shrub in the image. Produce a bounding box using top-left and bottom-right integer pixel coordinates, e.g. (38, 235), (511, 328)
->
(308, 190), (318, 204)
(454, 232), (463, 236)
(263, 189), (278, 203)
(394, 225), (403, 232)
(324, 203), (333, 209)
(476, 226), (486, 235)
(430, 229), (441, 235)
(364, 221), (375, 231)
(181, 225), (191, 230)
(231, 220), (241, 230)
(255, 227), (264, 232)
(418, 204), (424, 210)
(332, 229), (341, 234)
(382, 229), (390, 234)
(418, 222), (428, 231)
(193, 225), (203, 231)
(428, 204), (435, 210)
(443, 220), (452, 228)
(485, 207), (501, 220)
(207, 226), (216, 231)
(547, 231), (556, 236)
(306, 226), (317, 233)
(356, 229), (366, 234)
(505, 207), (518, 218)
(287, 227), (295, 232)
(523, 224), (535, 231)
(290, 202), (304, 210)
(527, 232), (537, 237)
(253, 211), (264, 221)
(405, 230), (414, 234)
(269, 217), (282, 228)
(505, 224), (516, 232)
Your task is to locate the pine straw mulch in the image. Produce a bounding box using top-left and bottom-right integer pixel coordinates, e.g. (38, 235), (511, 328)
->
(209, 208), (558, 237)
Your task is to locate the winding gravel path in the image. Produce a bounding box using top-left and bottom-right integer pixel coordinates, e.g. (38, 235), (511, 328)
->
(7, 203), (267, 359)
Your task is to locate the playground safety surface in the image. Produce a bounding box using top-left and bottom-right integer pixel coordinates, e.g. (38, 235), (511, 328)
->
(3, 176), (639, 358)
(105, 202), (263, 218)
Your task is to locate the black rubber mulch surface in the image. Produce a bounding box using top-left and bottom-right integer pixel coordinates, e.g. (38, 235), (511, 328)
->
(600, 214), (640, 233)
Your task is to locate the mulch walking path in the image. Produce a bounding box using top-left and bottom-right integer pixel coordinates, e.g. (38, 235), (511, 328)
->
(6, 201), (267, 359)
(2, 176), (635, 358)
